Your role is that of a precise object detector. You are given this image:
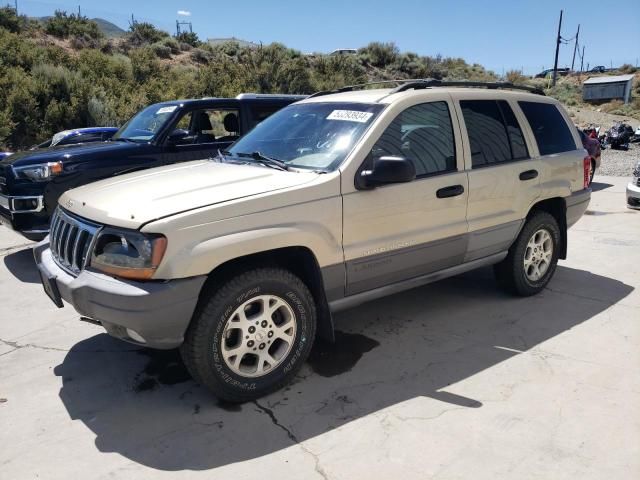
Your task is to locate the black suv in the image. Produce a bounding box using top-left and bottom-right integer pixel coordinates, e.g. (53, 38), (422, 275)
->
(0, 94), (304, 240)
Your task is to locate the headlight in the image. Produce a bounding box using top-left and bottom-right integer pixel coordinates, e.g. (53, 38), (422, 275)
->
(90, 228), (167, 280)
(13, 161), (63, 181)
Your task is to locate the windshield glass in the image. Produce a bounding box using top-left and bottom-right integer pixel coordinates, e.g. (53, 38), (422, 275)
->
(113, 104), (179, 142)
(228, 102), (384, 171)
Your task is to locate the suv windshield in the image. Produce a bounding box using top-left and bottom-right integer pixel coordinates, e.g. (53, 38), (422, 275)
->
(113, 104), (179, 142)
(228, 102), (384, 171)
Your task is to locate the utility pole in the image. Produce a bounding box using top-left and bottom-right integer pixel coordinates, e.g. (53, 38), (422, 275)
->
(571, 24), (580, 71)
(77, 5), (81, 16)
(580, 46), (585, 72)
(14, 0), (18, 14)
(552, 10), (563, 86)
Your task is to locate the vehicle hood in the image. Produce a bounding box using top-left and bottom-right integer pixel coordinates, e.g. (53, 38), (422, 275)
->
(0, 141), (141, 168)
(60, 160), (319, 229)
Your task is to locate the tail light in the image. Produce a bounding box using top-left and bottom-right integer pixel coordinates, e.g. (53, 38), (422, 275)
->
(583, 156), (591, 189)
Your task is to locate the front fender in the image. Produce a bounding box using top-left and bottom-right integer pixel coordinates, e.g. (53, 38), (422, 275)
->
(154, 223), (343, 279)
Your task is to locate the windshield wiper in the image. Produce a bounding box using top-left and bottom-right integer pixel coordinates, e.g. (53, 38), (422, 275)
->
(211, 149), (229, 163)
(234, 151), (290, 171)
(113, 137), (134, 143)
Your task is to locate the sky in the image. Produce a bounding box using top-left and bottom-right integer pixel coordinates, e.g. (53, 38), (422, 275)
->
(12, 0), (640, 75)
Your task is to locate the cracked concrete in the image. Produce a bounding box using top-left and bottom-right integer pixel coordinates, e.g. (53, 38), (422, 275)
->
(0, 175), (638, 480)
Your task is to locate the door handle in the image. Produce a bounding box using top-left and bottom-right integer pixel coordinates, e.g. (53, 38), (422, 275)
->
(436, 185), (465, 198)
(519, 169), (538, 181)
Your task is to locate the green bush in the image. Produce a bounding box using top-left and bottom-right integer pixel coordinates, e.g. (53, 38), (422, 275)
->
(618, 64), (638, 74)
(126, 22), (169, 47)
(44, 10), (102, 40)
(151, 42), (172, 59)
(359, 42), (399, 68)
(0, 6), (24, 33)
(160, 37), (180, 54)
(175, 31), (200, 48)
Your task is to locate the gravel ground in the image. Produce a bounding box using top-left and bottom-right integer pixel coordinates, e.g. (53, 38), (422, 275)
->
(599, 143), (640, 177)
(565, 105), (640, 177)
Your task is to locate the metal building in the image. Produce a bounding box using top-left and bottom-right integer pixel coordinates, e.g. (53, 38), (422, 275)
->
(583, 74), (635, 104)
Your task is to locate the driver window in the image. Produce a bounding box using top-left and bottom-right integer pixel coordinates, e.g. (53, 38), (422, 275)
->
(372, 102), (456, 177)
(172, 109), (240, 145)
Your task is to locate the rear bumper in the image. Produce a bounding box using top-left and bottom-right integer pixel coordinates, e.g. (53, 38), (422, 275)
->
(34, 240), (207, 349)
(566, 188), (591, 228)
(627, 181), (640, 210)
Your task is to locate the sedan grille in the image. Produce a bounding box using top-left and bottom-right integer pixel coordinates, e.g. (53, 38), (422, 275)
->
(49, 208), (101, 275)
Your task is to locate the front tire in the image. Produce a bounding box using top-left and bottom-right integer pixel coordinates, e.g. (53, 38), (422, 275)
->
(494, 211), (561, 296)
(181, 268), (316, 402)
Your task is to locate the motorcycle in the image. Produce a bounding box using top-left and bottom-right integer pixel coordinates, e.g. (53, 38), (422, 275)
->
(605, 122), (634, 150)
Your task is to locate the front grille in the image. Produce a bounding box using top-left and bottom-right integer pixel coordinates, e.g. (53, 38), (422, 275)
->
(50, 208), (101, 275)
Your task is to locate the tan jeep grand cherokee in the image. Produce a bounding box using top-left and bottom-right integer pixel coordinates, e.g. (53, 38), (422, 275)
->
(34, 80), (591, 401)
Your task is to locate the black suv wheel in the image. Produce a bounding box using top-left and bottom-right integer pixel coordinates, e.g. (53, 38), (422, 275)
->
(494, 211), (561, 296)
(180, 268), (316, 402)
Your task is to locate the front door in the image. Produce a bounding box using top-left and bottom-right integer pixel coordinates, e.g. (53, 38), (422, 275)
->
(164, 107), (242, 163)
(342, 97), (469, 295)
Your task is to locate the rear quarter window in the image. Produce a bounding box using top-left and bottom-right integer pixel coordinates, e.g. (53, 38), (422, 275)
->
(519, 101), (577, 156)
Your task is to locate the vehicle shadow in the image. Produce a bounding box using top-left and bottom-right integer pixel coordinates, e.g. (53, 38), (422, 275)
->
(3, 248), (39, 284)
(590, 181), (614, 192)
(53, 265), (633, 471)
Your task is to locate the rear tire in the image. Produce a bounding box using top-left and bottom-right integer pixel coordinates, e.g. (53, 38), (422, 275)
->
(589, 159), (596, 186)
(494, 211), (561, 296)
(180, 268), (316, 402)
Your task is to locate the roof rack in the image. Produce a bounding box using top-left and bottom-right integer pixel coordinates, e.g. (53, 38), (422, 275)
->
(307, 79), (413, 98)
(389, 79), (545, 95)
(235, 93), (308, 100)
(308, 78), (545, 98)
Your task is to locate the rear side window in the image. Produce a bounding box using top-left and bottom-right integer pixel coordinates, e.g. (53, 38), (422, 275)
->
(519, 101), (577, 156)
(372, 101), (456, 177)
(460, 100), (528, 168)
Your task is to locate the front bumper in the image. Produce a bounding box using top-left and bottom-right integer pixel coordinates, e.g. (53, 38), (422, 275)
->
(0, 193), (49, 240)
(627, 180), (640, 210)
(0, 193), (44, 213)
(34, 241), (207, 349)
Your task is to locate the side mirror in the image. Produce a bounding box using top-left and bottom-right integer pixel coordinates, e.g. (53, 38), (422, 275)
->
(166, 129), (189, 145)
(358, 156), (416, 189)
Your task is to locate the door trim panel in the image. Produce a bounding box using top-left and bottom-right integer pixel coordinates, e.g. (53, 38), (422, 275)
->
(464, 219), (524, 262)
(330, 251), (507, 312)
(346, 233), (467, 295)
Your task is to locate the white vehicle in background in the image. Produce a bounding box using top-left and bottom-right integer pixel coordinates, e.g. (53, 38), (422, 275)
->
(627, 161), (640, 209)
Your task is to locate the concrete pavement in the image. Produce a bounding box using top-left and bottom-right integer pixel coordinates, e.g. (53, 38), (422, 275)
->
(1, 175), (638, 479)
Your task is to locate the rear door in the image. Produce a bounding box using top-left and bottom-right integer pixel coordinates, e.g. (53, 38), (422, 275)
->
(452, 95), (541, 262)
(518, 100), (585, 197)
(341, 95), (469, 295)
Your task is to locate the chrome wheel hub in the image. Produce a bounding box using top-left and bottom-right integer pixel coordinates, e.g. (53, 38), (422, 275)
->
(220, 294), (297, 378)
(524, 228), (553, 282)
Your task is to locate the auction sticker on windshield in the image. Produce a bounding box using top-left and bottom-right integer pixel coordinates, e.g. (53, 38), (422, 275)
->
(156, 106), (178, 114)
(327, 110), (374, 123)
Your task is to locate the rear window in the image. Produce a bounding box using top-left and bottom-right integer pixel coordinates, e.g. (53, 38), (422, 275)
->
(519, 102), (577, 156)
